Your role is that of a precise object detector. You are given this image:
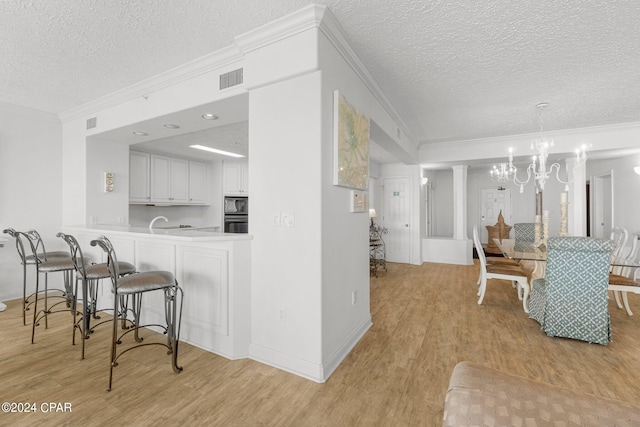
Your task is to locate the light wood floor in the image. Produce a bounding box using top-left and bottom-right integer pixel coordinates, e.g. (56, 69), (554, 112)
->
(1, 261), (639, 426)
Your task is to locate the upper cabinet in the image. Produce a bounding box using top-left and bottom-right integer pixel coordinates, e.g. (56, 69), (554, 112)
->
(188, 161), (207, 204)
(223, 161), (248, 195)
(130, 151), (208, 205)
(129, 151), (151, 203)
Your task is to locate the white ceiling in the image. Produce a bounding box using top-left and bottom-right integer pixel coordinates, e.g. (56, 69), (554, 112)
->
(4, 1), (640, 162)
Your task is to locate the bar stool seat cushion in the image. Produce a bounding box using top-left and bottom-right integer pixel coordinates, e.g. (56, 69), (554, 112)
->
(25, 251), (70, 264)
(84, 262), (136, 280)
(117, 271), (175, 295)
(38, 257), (76, 273)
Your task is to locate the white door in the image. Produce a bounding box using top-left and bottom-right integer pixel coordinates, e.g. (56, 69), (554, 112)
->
(479, 187), (511, 244)
(590, 173), (612, 238)
(383, 177), (411, 263)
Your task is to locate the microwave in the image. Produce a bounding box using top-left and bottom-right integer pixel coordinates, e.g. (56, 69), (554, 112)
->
(224, 197), (248, 215)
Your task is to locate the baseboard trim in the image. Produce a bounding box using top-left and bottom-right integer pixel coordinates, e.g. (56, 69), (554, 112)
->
(322, 315), (372, 380)
(249, 315), (372, 383)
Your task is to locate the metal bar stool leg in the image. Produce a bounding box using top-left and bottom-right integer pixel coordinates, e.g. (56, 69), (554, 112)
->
(165, 284), (184, 374)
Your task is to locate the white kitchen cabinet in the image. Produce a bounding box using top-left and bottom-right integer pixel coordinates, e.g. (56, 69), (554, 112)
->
(176, 246), (229, 338)
(129, 151), (150, 203)
(170, 158), (189, 203)
(149, 154), (171, 202)
(130, 151), (207, 205)
(150, 155), (189, 203)
(223, 161), (248, 195)
(188, 161), (207, 204)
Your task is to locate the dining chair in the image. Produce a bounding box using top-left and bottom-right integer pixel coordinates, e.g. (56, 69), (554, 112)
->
(513, 223), (536, 242)
(91, 235), (183, 391)
(608, 232), (640, 316)
(528, 237), (615, 345)
(609, 226), (631, 309)
(473, 226), (530, 313)
(3, 228), (72, 325)
(57, 232), (136, 359)
(473, 225), (520, 285)
(610, 226), (629, 258)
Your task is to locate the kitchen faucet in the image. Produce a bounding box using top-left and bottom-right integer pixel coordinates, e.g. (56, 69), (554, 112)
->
(149, 216), (168, 232)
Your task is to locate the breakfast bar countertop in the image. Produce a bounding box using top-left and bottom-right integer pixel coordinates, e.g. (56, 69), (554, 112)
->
(62, 224), (252, 242)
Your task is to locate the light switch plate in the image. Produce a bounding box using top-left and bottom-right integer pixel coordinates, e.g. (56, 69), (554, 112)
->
(350, 190), (367, 212)
(282, 212), (295, 227)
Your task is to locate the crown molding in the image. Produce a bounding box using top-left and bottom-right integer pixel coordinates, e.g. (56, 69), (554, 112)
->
(421, 121), (640, 150)
(234, 4), (325, 54)
(57, 2), (417, 154)
(419, 121), (640, 167)
(58, 45), (244, 123)
(316, 7), (418, 147)
(233, 4), (417, 148)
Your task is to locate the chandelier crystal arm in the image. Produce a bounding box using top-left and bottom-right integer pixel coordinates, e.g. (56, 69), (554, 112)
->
(550, 162), (571, 185)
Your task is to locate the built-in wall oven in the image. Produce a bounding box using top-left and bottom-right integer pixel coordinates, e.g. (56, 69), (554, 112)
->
(224, 196), (248, 233)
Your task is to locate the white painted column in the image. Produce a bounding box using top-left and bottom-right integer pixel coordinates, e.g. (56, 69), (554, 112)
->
(452, 165), (468, 240)
(567, 157), (587, 236)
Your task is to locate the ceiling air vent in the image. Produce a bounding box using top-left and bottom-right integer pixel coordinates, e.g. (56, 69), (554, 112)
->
(219, 68), (243, 90)
(86, 117), (97, 130)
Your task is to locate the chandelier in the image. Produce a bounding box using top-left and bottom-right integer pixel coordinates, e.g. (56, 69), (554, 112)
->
(508, 103), (586, 193)
(489, 162), (516, 182)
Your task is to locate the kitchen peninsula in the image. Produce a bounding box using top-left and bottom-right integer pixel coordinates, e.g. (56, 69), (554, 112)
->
(62, 224), (251, 360)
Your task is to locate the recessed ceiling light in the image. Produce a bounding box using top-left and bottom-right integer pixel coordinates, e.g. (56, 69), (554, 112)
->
(163, 124), (180, 129)
(133, 131), (148, 136)
(201, 113), (218, 120)
(190, 144), (245, 158)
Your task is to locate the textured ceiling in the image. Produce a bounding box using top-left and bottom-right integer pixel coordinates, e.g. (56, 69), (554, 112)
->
(3, 0), (640, 154)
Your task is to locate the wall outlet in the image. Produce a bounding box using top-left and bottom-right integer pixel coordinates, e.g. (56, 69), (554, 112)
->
(351, 290), (357, 305)
(279, 307), (287, 322)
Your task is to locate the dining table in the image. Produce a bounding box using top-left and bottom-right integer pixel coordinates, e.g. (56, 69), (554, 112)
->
(492, 238), (640, 280)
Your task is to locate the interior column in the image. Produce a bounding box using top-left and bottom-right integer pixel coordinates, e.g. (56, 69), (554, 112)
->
(566, 157), (587, 236)
(452, 165), (468, 240)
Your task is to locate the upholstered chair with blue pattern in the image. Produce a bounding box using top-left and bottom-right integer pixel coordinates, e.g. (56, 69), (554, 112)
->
(529, 237), (615, 345)
(513, 223), (536, 242)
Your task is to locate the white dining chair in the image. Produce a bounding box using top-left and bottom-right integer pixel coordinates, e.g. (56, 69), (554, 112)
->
(473, 226), (530, 313)
(609, 232), (640, 315)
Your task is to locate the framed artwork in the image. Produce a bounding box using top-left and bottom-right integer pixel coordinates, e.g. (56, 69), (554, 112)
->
(333, 90), (369, 190)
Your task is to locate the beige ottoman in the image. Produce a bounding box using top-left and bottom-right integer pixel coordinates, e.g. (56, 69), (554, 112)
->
(443, 361), (640, 426)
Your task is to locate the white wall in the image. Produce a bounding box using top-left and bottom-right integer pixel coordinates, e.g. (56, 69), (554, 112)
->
(248, 70), (325, 378)
(587, 154), (640, 239)
(433, 169), (453, 237)
(0, 102), (65, 301)
(86, 138), (130, 225)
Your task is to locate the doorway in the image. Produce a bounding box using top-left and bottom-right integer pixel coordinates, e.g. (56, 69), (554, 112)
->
(478, 186), (512, 244)
(382, 176), (411, 263)
(588, 171), (614, 238)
